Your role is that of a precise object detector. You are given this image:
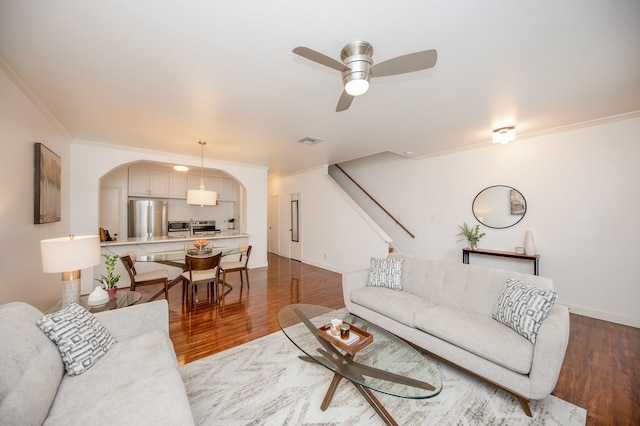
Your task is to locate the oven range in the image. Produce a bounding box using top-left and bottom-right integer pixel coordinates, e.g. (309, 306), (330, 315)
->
(190, 220), (220, 236)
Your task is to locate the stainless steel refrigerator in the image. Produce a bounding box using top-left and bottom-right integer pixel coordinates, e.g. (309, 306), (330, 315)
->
(128, 199), (168, 238)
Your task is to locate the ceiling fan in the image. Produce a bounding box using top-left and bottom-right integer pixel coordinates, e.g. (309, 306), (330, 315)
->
(293, 40), (437, 112)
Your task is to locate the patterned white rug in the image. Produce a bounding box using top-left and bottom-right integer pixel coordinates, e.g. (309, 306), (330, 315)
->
(180, 318), (586, 425)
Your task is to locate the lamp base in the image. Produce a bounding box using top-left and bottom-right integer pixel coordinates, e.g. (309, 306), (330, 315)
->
(61, 279), (81, 307)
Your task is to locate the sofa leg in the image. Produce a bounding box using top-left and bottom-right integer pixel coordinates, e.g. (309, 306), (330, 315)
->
(516, 395), (532, 417)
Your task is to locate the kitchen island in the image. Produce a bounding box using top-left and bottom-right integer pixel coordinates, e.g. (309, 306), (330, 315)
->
(96, 232), (250, 290)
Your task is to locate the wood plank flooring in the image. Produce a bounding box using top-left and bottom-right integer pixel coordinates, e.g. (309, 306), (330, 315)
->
(135, 253), (638, 426)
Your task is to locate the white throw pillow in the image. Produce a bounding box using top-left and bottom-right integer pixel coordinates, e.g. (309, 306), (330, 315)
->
(367, 257), (404, 291)
(37, 303), (116, 376)
(493, 278), (558, 344)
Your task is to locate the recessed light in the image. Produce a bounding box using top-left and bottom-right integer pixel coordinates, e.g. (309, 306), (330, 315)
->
(173, 165), (189, 172)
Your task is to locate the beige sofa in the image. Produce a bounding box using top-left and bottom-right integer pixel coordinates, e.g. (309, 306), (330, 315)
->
(0, 300), (194, 425)
(342, 253), (570, 415)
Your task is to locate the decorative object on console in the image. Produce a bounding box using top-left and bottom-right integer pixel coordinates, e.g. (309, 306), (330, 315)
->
(40, 235), (101, 307)
(493, 278), (558, 344)
(367, 257), (404, 290)
(456, 222), (486, 249)
(37, 303), (117, 376)
(187, 141), (217, 206)
(524, 230), (537, 255)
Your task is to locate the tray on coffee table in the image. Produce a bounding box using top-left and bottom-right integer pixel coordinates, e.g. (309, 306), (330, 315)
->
(317, 322), (373, 355)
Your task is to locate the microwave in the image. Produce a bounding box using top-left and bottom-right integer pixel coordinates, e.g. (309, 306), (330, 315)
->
(168, 221), (190, 237)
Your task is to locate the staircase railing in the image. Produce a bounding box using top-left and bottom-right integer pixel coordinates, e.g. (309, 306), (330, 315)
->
(334, 164), (415, 239)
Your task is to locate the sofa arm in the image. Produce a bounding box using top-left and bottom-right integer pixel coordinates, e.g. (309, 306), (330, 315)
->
(342, 269), (370, 312)
(94, 300), (169, 342)
(528, 303), (570, 399)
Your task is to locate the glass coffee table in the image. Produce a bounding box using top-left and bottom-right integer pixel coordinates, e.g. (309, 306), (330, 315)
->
(278, 304), (442, 426)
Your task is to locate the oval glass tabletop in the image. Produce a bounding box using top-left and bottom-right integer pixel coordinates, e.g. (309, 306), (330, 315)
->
(136, 246), (241, 263)
(277, 304), (442, 400)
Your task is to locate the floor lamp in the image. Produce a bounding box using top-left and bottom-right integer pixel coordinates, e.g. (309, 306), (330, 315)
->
(41, 234), (101, 307)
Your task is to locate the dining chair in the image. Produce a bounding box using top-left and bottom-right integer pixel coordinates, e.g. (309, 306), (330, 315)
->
(218, 244), (252, 291)
(181, 252), (222, 310)
(120, 251), (170, 301)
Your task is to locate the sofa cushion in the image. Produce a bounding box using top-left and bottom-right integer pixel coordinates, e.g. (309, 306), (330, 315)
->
(367, 257), (404, 290)
(44, 329), (194, 425)
(0, 302), (65, 426)
(37, 303), (116, 376)
(414, 305), (534, 374)
(350, 286), (436, 327)
(493, 278), (558, 344)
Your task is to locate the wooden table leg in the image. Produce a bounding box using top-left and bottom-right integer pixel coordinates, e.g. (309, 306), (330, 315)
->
(353, 383), (398, 426)
(320, 373), (343, 411)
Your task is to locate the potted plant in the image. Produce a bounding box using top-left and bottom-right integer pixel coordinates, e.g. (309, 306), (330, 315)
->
(96, 253), (121, 298)
(456, 222), (486, 250)
(228, 217), (235, 230)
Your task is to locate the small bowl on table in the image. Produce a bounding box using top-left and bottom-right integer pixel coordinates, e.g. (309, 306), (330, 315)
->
(193, 239), (208, 254)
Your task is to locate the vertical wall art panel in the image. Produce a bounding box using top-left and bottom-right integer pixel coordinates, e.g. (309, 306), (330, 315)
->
(34, 142), (61, 224)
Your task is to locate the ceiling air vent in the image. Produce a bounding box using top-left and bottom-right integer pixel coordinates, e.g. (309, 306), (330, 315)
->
(297, 136), (322, 145)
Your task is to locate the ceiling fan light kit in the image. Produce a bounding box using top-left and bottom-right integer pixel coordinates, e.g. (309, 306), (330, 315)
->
(293, 40), (437, 111)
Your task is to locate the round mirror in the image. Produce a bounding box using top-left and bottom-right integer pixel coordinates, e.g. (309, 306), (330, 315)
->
(472, 185), (526, 229)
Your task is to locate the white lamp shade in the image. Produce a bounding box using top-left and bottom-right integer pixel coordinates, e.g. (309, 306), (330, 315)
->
(41, 235), (101, 273)
(187, 189), (217, 206)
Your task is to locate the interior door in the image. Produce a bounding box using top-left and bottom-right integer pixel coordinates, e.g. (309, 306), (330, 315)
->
(290, 193), (301, 261)
(268, 195), (279, 254)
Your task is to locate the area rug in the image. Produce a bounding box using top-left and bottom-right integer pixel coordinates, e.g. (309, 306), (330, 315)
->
(180, 313), (586, 425)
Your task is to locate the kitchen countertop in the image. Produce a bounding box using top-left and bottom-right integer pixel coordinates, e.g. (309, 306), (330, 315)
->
(100, 231), (249, 247)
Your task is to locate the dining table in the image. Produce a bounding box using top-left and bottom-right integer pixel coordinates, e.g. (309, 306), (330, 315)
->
(136, 246), (244, 302)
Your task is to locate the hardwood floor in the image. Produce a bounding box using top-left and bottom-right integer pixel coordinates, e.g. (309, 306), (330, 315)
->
(137, 253), (638, 425)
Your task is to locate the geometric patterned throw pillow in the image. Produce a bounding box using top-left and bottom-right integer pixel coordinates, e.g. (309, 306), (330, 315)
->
(37, 303), (116, 376)
(493, 278), (558, 344)
(367, 256), (404, 291)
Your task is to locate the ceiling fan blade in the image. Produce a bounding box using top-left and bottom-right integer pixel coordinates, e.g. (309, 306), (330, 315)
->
(370, 49), (437, 77)
(336, 90), (354, 112)
(293, 46), (348, 72)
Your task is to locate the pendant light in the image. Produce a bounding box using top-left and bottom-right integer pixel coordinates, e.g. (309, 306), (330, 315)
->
(187, 141), (217, 206)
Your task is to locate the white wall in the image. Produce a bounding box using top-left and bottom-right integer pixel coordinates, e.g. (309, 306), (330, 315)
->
(268, 166), (390, 273)
(335, 117), (640, 327)
(70, 141), (268, 293)
(0, 65), (72, 310)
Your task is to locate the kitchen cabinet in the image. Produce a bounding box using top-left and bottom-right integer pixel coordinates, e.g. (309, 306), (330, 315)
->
(187, 174), (219, 194)
(218, 178), (237, 201)
(169, 173), (188, 199)
(128, 167), (169, 197)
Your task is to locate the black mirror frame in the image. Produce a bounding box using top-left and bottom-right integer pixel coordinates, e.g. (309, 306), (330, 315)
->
(472, 185), (527, 229)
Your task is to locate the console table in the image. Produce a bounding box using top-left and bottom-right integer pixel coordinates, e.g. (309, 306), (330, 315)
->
(462, 248), (540, 275)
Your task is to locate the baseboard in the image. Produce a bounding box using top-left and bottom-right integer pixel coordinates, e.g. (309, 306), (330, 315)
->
(565, 303), (640, 328)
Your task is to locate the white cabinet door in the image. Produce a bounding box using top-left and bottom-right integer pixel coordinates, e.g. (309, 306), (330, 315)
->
(128, 167), (169, 197)
(218, 178), (237, 201)
(188, 174), (218, 193)
(169, 173), (188, 199)
(148, 170), (169, 197)
(128, 167), (151, 196)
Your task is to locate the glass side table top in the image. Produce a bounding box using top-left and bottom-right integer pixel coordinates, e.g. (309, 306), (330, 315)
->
(46, 290), (142, 314)
(277, 304), (442, 400)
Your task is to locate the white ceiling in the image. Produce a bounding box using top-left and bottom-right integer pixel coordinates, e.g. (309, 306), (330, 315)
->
(1, 1), (639, 176)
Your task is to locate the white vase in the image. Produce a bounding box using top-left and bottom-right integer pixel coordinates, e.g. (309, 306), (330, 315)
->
(524, 230), (536, 255)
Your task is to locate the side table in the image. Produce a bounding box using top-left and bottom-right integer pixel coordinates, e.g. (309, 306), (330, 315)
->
(46, 290), (142, 314)
(462, 248), (540, 275)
